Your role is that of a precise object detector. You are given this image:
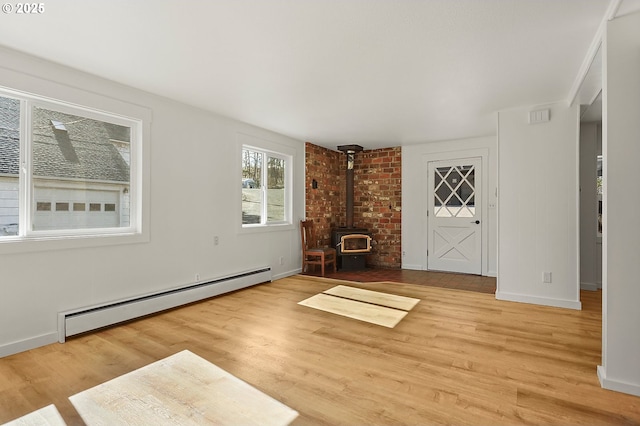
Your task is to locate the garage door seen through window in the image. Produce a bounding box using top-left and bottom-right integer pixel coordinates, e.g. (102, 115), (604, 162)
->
(0, 91), (139, 238)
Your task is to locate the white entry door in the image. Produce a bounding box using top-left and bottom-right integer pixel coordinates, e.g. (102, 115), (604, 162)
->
(427, 158), (482, 274)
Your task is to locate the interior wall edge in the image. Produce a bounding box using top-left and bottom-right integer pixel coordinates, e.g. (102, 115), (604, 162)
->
(0, 332), (58, 359)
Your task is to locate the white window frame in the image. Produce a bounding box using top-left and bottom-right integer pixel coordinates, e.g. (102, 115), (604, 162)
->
(241, 143), (293, 229)
(0, 86), (148, 252)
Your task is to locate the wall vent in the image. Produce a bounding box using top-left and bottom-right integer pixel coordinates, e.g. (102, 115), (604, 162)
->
(529, 109), (550, 124)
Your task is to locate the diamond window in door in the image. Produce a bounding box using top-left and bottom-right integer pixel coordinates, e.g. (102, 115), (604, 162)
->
(434, 165), (476, 217)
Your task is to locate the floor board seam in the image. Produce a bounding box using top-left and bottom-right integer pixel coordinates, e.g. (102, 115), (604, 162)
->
(320, 291), (412, 312)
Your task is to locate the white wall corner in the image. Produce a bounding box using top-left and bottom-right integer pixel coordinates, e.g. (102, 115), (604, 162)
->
(598, 365), (640, 397)
(0, 333), (59, 359)
(495, 291), (582, 310)
(272, 268), (302, 281)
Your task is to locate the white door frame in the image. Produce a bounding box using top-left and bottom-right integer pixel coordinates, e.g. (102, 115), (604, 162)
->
(421, 148), (490, 275)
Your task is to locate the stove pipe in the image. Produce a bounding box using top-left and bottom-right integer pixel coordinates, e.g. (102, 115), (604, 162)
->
(337, 144), (363, 229)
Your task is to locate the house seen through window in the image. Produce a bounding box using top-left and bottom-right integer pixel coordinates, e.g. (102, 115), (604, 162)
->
(241, 147), (288, 225)
(0, 91), (139, 238)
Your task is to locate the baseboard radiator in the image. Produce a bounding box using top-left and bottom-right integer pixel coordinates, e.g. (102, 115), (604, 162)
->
(57, 267), (271, 343)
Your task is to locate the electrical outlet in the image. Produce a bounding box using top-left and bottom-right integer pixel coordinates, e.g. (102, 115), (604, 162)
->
(279, 256), (284, 265)
(543, 272), (552, 283)
(214, 236), (219, 246)
(195, 273), (200, 282)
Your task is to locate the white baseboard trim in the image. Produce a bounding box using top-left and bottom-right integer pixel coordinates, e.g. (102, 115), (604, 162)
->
(495, 291), (582, 310)
(272, 268), (302, 281)
(0, 332), (58, 358)
(581, 282), (599, 291)
(401, 264), (423, 271)
(59, 268), (272, 343)
(401, 264), (497, 277)
(598, 365), (640, 397)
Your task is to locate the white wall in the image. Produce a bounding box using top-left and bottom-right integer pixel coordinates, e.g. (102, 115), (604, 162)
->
(598, 11), (640, 397)
(497, 102), (581, 309)
(579, 122), (600, 290)
(0, 47), (305, 357)
(402, 136), (497, 276)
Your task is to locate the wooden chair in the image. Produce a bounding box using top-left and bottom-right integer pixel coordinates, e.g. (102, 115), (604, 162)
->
(300, 220), (337, 276)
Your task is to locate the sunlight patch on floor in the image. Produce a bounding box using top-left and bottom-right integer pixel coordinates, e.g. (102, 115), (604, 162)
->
(298, 285), (420, 328)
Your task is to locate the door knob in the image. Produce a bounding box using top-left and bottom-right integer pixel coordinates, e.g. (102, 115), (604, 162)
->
(471, 220), (480, 224)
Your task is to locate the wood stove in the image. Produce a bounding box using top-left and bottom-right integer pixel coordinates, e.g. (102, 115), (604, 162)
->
(339, 233), (372, 253)
(332, 144), (372, 271)
(332, 228), (372, 271)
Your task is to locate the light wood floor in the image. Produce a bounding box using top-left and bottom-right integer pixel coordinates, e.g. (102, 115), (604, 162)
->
(1, 275), (639, 425)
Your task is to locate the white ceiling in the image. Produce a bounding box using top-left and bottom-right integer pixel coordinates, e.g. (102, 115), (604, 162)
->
(0, 0), (632, 150)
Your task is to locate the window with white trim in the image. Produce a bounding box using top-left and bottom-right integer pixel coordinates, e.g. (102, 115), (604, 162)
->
(0, 89), (141, 239)
(241, 146), (290, 226)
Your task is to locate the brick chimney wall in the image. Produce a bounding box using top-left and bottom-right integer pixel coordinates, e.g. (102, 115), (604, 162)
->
(305, 142), (402, 269)
(305, 142), (343, 247)
(355, 147), (402, 269)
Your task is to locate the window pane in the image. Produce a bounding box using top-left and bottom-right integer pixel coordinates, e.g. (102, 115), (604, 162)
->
(31, 106), (130, 231)
(242, 148), (262, 224)
(36, 202), (51, 211)
(0, 96), (21, 236)
(241, 145), (290, 227)
(266, 156), (285, 222)
(433, 165), (476, 218)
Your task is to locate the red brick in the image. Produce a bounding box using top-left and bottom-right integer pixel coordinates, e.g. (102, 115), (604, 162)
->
(305, 143), (402, 268)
